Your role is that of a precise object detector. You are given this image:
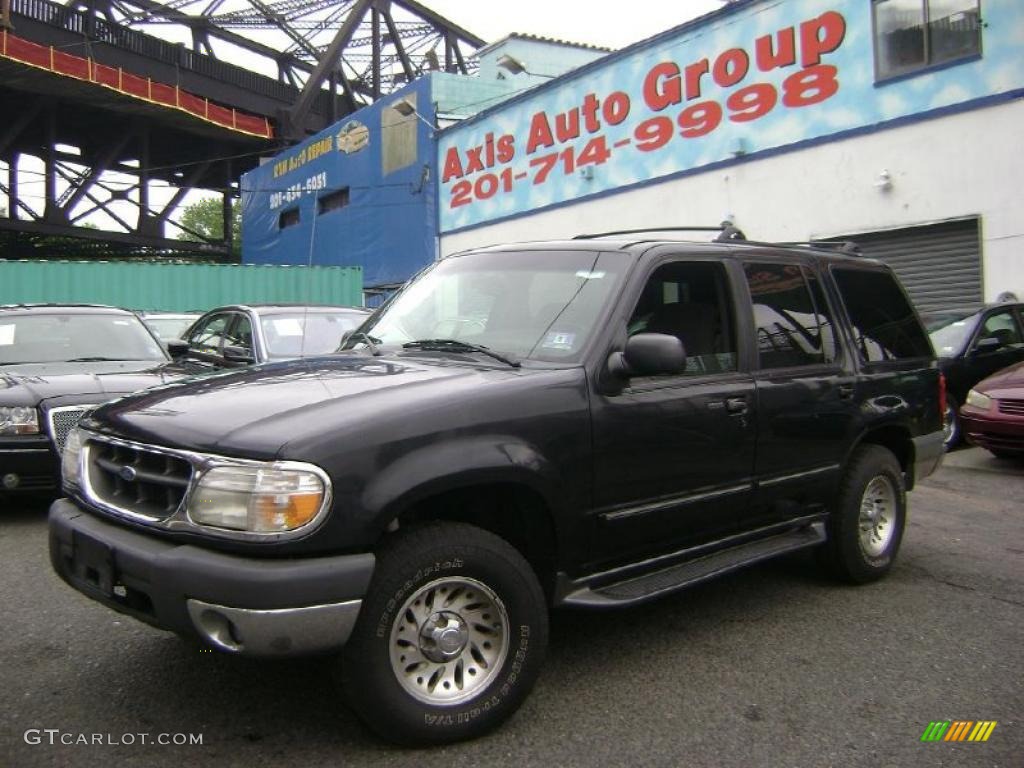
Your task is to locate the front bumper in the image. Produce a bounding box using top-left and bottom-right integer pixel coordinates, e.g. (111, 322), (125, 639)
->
(960, 410), (1024, 454)
(49, 498), (375, 656)
(0, 438), (58, 494)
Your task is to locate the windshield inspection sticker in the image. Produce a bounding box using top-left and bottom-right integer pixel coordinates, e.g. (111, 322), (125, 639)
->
(575, 270), (606, 280)
(541, 331), (576, 350)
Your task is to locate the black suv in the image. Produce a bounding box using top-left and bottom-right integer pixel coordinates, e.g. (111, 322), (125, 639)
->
(49, 231), (945, 745)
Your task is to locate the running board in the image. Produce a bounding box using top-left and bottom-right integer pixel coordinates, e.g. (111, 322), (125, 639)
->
(559, 523), (826, 609)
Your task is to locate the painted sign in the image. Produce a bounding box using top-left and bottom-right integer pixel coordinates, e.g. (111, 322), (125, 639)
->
(438, 0), (1024, 233)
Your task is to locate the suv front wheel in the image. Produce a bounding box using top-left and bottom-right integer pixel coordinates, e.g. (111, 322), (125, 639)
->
(341, 521), (548, 745)
(820, 445), (907, 584)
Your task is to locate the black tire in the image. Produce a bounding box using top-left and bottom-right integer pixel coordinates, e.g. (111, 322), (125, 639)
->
(942, 396), (960, 450)
(820, 445), (906, 584)
(340, 521), (548, 746)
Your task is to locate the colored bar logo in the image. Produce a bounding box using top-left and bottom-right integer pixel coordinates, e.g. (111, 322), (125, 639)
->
(921, 721), (997, 742)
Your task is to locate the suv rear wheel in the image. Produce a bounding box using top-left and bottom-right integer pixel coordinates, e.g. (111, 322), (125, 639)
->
(821, 445), (906, 583)
(340, 521), (548, 745)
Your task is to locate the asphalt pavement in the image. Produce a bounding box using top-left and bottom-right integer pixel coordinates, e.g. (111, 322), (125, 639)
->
(1, 448), (1021, 768)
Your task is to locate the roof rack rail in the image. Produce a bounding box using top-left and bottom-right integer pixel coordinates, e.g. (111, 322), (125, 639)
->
(573, 225), (747, 242)
(777, 240), (863, 255)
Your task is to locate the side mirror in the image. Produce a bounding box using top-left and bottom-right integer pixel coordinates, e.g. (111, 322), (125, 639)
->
(222, 345), (256, 364)
(972, 337), (1002, 355)
(608, 333), (686, 378)
(164, 339), (189, 359)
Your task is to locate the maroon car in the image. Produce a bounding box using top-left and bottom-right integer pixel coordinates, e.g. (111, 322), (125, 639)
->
(959, 361), (1024, 459)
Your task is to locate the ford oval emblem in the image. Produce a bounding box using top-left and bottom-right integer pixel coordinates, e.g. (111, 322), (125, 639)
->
(119, 466), (137, 482)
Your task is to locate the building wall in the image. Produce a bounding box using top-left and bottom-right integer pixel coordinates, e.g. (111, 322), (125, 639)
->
(241, 77), (436, 287)
(436, 0), (1024, 301)
(441, 98), (1023, 301)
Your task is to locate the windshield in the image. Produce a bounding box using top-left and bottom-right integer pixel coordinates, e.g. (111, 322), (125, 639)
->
(344, 249), (626, 363)
(261, 310), (366, 359)
(0, 312), (167, 364)
(928, 311), (978, 357)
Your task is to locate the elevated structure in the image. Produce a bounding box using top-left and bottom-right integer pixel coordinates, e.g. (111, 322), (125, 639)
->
(0, 0), (484, 259)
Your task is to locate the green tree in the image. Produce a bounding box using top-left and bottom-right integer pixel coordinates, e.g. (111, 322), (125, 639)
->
(177, 196), (241, 258)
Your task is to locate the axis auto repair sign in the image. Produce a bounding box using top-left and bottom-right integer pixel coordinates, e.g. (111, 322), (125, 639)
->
(438, 4), (849, 232)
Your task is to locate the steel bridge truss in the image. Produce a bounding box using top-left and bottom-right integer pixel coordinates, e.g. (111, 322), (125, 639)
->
(75, 0), (485, 137)
(0, 93), (238, 258)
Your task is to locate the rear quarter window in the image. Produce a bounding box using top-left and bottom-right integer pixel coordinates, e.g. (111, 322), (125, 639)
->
(832, 267), (933, 363)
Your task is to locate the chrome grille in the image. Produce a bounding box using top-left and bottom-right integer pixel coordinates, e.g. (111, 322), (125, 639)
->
(997, 398), (1024, 415)
(86, 439), (193, 520)
(47, 405), (95, 453)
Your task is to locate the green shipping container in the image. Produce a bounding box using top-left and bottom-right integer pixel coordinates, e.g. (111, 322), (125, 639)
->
(0, 260), (363, 311)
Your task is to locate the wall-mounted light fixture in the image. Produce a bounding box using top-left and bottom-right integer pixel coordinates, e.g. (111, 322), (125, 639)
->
(496, 54), (555, 79)
(391, 97), (435, 130)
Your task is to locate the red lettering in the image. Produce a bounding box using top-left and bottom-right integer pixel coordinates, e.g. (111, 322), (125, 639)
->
(581, 93), (602, 133)
(555, 109), (581, 143)
(782, 64), (839, 107)
(484, 133), (495, 167)
(496, 135), (515, 164)
(465, 146), (485, 174)
(755, 28), (797, 71)
(526, 112), (555, 154)
(800, 11), (846, 67)
(712, 48), (750, 88)
(642, 62), (682, 112)
(441, 147), (464, 183)
(603, 91), (630, 125)
(683, 59), (710, 101)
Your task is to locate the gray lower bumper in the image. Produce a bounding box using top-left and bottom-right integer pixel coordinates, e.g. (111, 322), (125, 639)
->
(911, 431), (945, 488)
(186, 598), (363, 656)
(49, 497), (375, 657)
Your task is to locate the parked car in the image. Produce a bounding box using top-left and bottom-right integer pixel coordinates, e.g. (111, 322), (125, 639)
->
(139, 311), (201, 341)
(50, 231), (944, 745)
(928, 301), (1024, 447)
(0, 305), (182, 499)
(959, 360), (1024, 459)
(174, 304), (371, 368)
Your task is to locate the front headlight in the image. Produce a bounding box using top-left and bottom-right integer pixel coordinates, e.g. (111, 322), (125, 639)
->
(965, 389), (992, 410)
(0, 406), (39, 435)
(187, 464), (327, 533)
(61, 427), (84, 489)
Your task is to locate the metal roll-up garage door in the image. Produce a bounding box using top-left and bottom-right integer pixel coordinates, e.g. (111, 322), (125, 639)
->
(823, 218), (981, 315)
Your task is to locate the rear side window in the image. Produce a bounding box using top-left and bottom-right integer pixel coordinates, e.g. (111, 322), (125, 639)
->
(832, 268), (932, 362)
(744, 263), (839, 369)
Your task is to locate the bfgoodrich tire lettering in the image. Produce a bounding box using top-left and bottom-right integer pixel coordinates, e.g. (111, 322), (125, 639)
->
(821, 445), (906, 584)
(340, 521), (548, 745)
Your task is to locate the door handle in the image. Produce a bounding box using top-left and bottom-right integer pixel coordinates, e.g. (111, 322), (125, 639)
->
(724, 397), (748, 414)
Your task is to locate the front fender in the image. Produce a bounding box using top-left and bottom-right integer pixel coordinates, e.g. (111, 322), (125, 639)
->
(361, 435), (562, 530)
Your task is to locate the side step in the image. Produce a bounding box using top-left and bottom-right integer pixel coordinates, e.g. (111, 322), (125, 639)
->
(560, 523), (826, 609)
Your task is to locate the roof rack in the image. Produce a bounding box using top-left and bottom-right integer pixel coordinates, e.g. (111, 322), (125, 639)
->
(776, 240), (863, 255)
(573, 225), (747, 242)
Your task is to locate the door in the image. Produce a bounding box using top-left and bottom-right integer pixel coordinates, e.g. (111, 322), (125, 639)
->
(966, 307), (1024, 384)
(589, 259), (756, 567)
(741, 261), (856, 529)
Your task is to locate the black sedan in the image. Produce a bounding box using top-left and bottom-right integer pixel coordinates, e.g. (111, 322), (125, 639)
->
(0, 304), (183, 499)
(174, 304), (371, 369)
(928, 302), (1024, 447)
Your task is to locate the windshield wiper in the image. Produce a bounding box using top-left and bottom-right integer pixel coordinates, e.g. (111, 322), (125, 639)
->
(344, 331), (382, 356)
(65, 357), (134, 362)
(402, 339), (520, 368)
